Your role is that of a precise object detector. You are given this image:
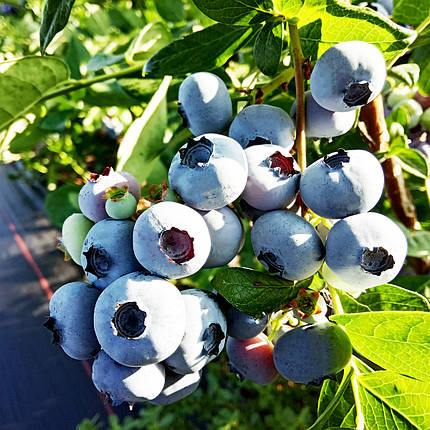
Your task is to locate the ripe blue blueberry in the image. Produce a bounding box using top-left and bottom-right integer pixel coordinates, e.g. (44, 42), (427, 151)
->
(92, 350), (166, 406)
(178, 72), (232, 136)
(168, 134), (248, 210)
(242, 144), (301, 211)
(93, 272), (186, 367)
(325, 212), (408, 290)
(225, 305), (269, 340)
(310, 41), (387, 112)
(197, 207), (244, 268)
(81, 219), (142, 289)
(165, 289), (227, 375)
(300, 148), (384, 219)
(291, 91), (356, 139)
(228, 104), (295, 150)
(251, 210), (325, 281)
(273, 321), (352, 385)
(44, 282), (100, 360)
(133, 202), (211, 279)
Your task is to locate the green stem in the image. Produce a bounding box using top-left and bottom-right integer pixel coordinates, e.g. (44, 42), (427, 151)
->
(288, 22), (306, 171)
(306, 366), (354, 430)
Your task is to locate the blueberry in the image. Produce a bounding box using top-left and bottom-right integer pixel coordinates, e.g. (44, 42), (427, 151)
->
(81, 219), (142, 289)
(227, 333), (278, 385)
(44, 282), (100, 360)
(228, 104), (295, 150)
(242, 144), (301, 211)
(251, 210), (325, 281)
(300, 149), (385, 219)
(168, 134), (248, 210)
(178, 72), (232, 136)
(133, 202), (211, 279)
(325, 212), (408, 290)
(310, 41), (387, 112)
(164, 289), (227, 375)
(291, 91), (356, 139)
(61, 213), (94, 266)
(321, 262), (364, 296)
(197, 207), (244, 268)
(239, 199), (268, 222)
(92, 351), (166, 407)
(93, 272), (186, 367)
(149, 369), (202, 406)
(273, 321), (352, 385)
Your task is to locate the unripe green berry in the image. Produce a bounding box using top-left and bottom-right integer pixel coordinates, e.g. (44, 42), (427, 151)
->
(420, 108), (430, 131)
(105, 193), (137, 219)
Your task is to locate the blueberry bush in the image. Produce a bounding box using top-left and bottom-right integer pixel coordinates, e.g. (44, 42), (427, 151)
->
(1, 0), (430, 429)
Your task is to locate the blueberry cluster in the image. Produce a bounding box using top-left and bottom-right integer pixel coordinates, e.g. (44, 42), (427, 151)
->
(46, 40), (408, 406)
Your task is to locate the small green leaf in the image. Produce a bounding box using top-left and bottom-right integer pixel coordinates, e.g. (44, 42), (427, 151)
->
(415, 46), (430, 96)
(9, 124), (48, 153)
(155, 0), (185, 22)
(332, 312), (430, 382)
(211, 267), (312, 317)
(45, 184), (81, 228)
(253, 20), (284, 76)
(0, 56), (70, 132)
(359, 371), (430, 430)
(40, 109), (75, 132)
(84, 81), (141, 107)
(274, 0), (304, 19)
(86, 53), (125, 72)
(392, 0), (430, 27)
(118, 79), (165, 103)
(406, 229), (430, 258)
(392, 149), (429, 179)
(388, 63), (420, 87)
(116, 76), (171, 185)
(40, 0), (76, 54)
(65, 33), (90, 79)
(144, 24), (259, 77)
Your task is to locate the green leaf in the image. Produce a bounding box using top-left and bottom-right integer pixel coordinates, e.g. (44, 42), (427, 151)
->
(391, 149), (429, 179)
(274, 0), (305, 19)
(125, 22), (172, 65)
(118, 78), (164, 103)
(253, 20), (284, 76)
(86, 53), (125, 72)
(65, 33), (90, 79)
(155, 0), (185, 22)
(331, 312), (430, 382)
(358, 371), (430, 430)
(338, 284), (430, 313)
(116, 76), (171, 185)
(45, 184), (81, 228)
(392, 0), (430, 27)
(40, 109), (75, 132)
(388, 63), (420, 87)
(393, 275), (430, 300)
(405, 229), (430, 258)
(211, 267), (312, 317)
(40, 0), (76, 54)
(144, 24), (259, 77)
(9, 124), (48, 153)
(0, 56), (70, 132)
(413, 46), (430, 96)
(84, 81), (141, 107)
(192, 0), (273, 25)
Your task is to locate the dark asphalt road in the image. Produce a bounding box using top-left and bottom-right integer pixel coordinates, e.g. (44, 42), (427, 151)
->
(0, 165), (132, 430)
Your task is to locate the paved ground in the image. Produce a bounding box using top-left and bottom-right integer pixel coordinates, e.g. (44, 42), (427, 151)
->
(0, 165), (132, 430)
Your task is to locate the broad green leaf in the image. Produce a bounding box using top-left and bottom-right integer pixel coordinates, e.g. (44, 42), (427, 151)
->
(393, 275), (430, 300)
(0, 56), (70, 132)
(84, 81), (141, 107)
(144, 24), (259, 77)
(413, 46), (430, 95)
(211, 267), (312, 317)
(40, 0), (76, 54)
(391, 149), (429, 179)
(86, 53), (125, 72)
(118, 79), (164, 103)
(45, 184), (81, 228)
(155, 0), (185, 22)
(9, 124), (48, 153)
(192, 0), (273, 25)
(359, 371), (430, 429)
(125, 22), (172, 65)
(116, 76), (171, 185)
(274, 0), (304, 19)
(393, 0), (430, 27)
(65, 33), (90, 79)
(40, 109), (75, 132)
(338, 284), (430, 313)
(253, 20), (284, 76)
(388, 64), (420, 87)
(332, 312), (430, 382)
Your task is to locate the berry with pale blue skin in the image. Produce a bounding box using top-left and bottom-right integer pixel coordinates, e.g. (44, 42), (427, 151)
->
(242, 144), (301, 211)
(300, 149), (384, 219)
(310, 41), (387, 112)
(178, 72), (232, 136)
(325, 212), (408, 290)
(61, 213), (94, 266)
(291, 91), (356, 139)
(44, 282), (100, 360)
(227, 333), (278, 385)
(92, 351), (166, 407)
(229, 104), (295, 150)
(149, 369), (202, 406)
(93, 272), (186, 367)
(81, 219), (142, 289)
(251, 210), (325, 281)
(273, 321), (352, 385)
(165, 289), (227, 375)
(104, 186), (137, 219)
(197, 207), (244, 268)
(168, 134), (248, 210)
(133, 202), (211, 279)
